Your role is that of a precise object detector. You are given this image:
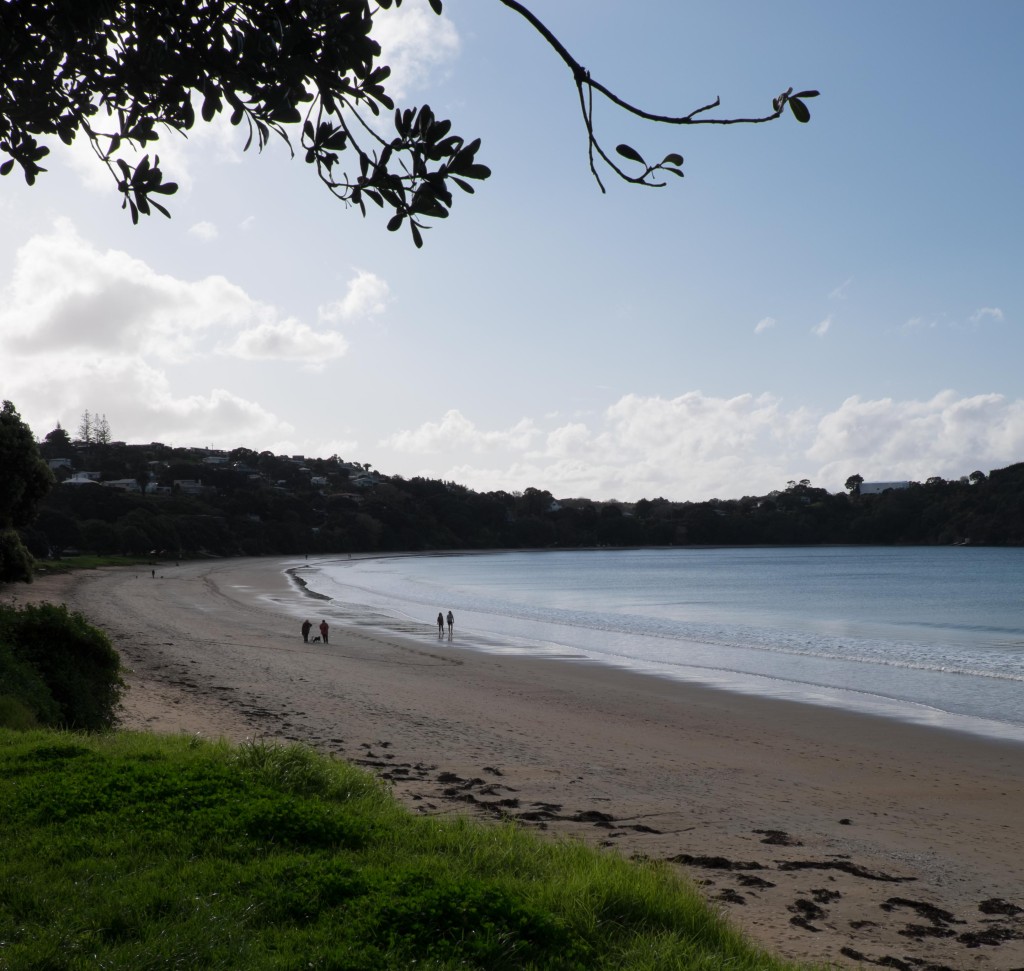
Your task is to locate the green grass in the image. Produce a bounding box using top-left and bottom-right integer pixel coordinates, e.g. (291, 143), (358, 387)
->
(0, 730), (813, 971)
(32, 555), (159, 574)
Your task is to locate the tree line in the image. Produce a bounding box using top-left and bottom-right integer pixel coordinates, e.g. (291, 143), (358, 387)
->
(7, 417), (1023, 575)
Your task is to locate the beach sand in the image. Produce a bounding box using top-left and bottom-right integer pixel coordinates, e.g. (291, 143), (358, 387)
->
(9, 558), (1024, 970)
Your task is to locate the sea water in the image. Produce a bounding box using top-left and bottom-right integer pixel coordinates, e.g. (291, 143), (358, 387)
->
(288, 547), (1024, 743)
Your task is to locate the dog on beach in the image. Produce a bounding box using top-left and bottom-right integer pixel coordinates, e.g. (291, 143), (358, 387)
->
(312, 635), (321, 643)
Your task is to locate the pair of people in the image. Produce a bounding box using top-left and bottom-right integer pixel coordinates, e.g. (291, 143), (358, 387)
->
(436, 610), (454, 639)
(301, 619), (329, 644)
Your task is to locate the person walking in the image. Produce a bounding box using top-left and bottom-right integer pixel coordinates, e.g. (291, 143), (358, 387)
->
(319, 619), (329, 645)
(301, 619), (312, 643)
(437, 612), (444, 638)
(446, 610), (454, 639)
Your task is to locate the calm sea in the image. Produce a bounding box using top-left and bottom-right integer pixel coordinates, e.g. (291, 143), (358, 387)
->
(288, 547), (1024, 743)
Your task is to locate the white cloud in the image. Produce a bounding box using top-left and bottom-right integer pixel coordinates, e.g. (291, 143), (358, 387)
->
(811, 315), (832, 337)
(754, 316), (776, 335)
(189, 221), (219, 241)
(0, 344), (293, 449)
(218, 318), (348, 366)
(969, 307), (1004, 325)
(906, 308), (1005, 332)
(1, 221), (350, 367)
(543, 422), (592, 458)
(318, 270), (391, 322)
(904, 316), (937, 330)
(141, 384), (294, 447)
(809, 391), (1024, 485)
(829, 278), (853, 300)
(0, 221), (264, 363)
(382, 390), (1024, 502)
(0, 221), (339, 444)
(382, 409), (538, 453)
(373, 0), (461, 99)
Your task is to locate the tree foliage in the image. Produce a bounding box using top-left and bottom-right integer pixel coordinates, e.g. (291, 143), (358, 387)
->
(43, 423), (72, 452)
(1, 0), (816, 245)
(28, 436), (1024, 559)
(0, 401), (53, 583)
(0, 0), (490, 246)
(0, 602), (123, 730)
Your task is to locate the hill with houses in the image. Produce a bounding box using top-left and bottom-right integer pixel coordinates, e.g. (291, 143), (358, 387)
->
(22, 432), (1024, 560)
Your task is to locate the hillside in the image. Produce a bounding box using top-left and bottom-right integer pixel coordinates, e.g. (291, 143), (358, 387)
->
(22, 437), (1024, 560)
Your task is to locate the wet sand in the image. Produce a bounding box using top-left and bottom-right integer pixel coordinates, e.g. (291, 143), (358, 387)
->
(9, 558), (1024, 969)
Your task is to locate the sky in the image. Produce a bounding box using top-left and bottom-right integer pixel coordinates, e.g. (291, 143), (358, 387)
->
(2, 1), (1022, 502)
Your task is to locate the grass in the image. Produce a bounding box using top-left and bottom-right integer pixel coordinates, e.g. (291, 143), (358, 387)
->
(0, 729), (815, 971)
(31, 555), (160, 574)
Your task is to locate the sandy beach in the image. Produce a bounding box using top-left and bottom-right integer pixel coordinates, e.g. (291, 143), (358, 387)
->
(8, 557), (1024, 970)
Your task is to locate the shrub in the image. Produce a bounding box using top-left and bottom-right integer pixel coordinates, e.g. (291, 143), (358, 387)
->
(0, 695), (41, 729)
(0, 640), (60, 728)
(0, 528), (34, 584)
(0, 603), (123, 730)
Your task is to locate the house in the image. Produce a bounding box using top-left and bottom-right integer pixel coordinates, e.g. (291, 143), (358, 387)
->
(104, 478), (142, 492)
(173, 478), (206, 496)
(48, 457), (73, 471)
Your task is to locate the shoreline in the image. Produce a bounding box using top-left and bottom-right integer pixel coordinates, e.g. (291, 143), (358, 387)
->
(6, 558), (1024, 969)
(289, 551), (1024, 748)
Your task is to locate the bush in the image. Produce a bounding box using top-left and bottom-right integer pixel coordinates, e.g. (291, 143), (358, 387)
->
(0, 695), (42, 730)
(0, 640), (60, 728)
(0, 603), (123, 730)
(0, 528), (34, 583)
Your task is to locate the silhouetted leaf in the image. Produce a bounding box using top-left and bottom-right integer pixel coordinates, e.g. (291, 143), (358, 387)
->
(201, 92), (218, 122)
(788, 97), (811, 123)
(616, 143), (645, 164)
(662, 153), (684, 167)
(0, 160), (13, 176)
(794, 90), (820, 99)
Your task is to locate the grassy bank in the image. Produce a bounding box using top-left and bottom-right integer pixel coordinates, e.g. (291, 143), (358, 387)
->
(0, 729), (810, 971)
(31, 554), (166, 575)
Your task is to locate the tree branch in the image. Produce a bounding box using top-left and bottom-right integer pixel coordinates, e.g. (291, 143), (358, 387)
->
(496, 0), (817, 186)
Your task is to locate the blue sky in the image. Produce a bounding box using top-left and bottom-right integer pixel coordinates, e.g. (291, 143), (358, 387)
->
(2, 1), (1022, 501)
